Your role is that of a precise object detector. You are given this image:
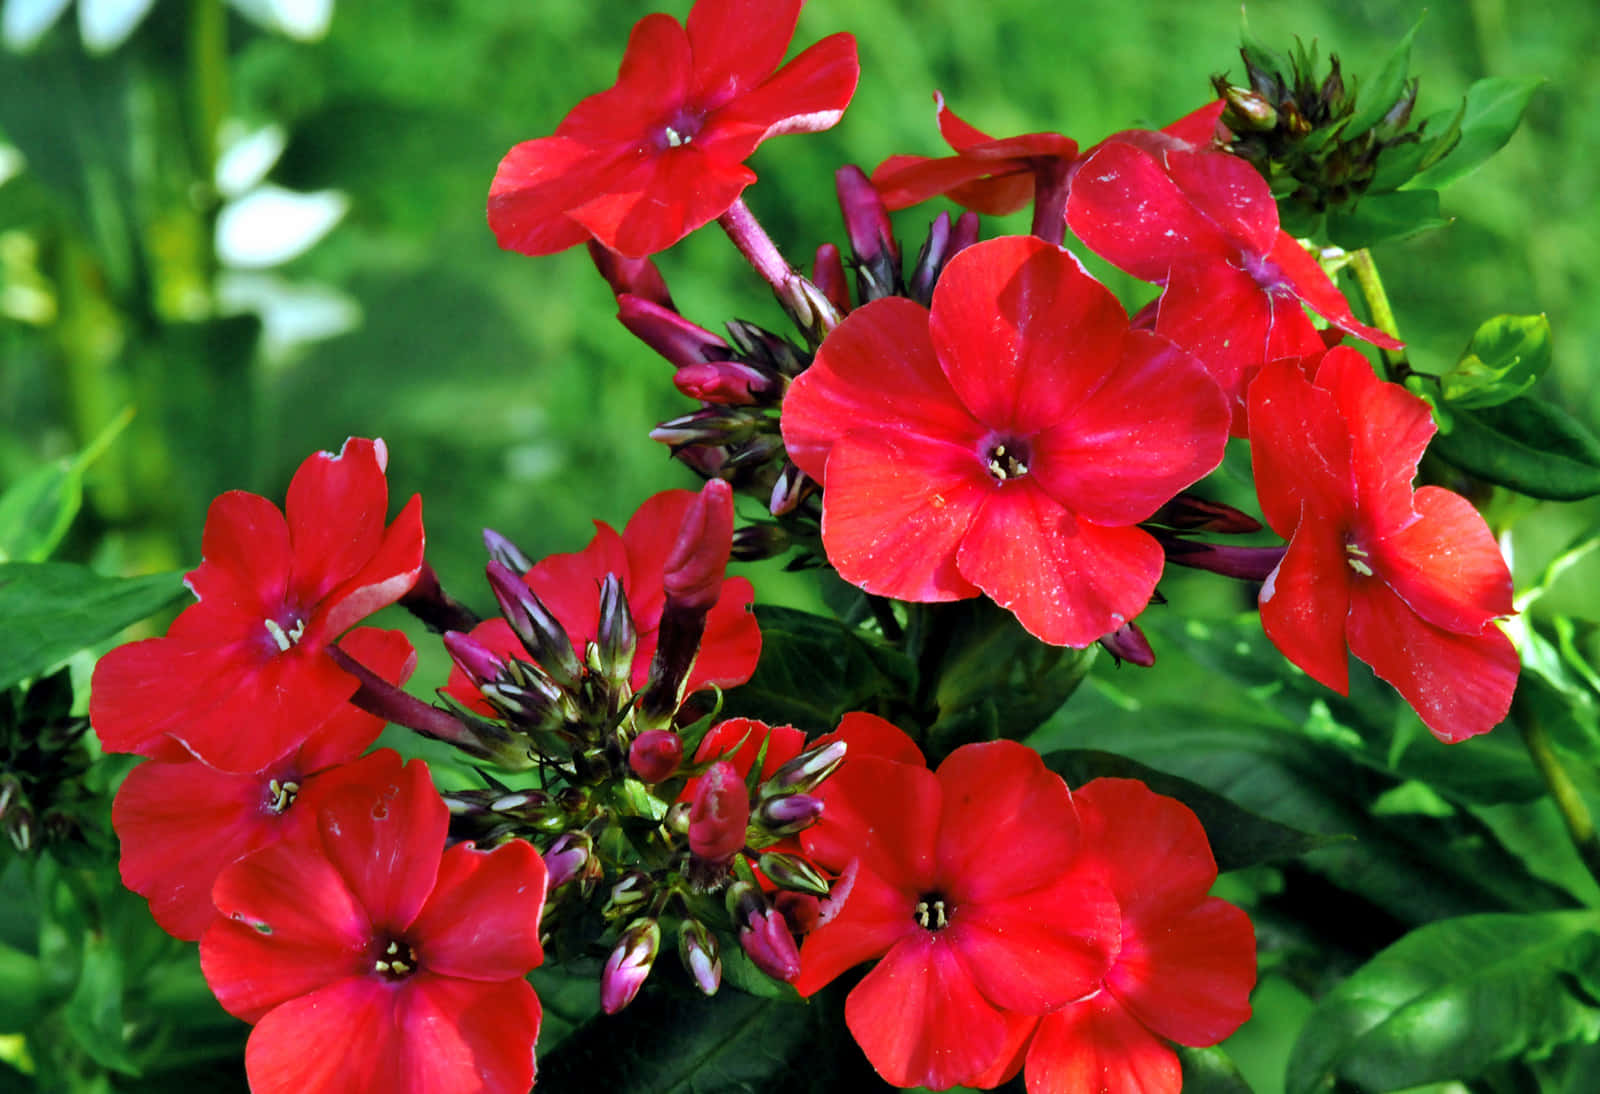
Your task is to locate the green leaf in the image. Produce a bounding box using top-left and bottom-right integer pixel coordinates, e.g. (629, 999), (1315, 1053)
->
(1439, 314), (1553, 409)
(1286, 911), (1600, 1094)
(1043, 749), (1345, 871)
(1178, 1045), (1257, 1094)
(1409, 77), (1545, 191)
(0, 407), (133, 563)
(63, 929), (139, 1075)
(0, 942), (44, 1034)
(1342, 17), (1423, 139)
(721, 605), (910, 732)
(0, 563), (186, 692)
(1430, 394), (1600, 501)
(1325, 188), (1449, 249)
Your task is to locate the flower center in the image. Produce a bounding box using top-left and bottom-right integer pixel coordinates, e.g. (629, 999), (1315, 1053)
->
(1344, 539), (1374, 577)
(265, 778), (300, 814)
(373, 937), (419, 980)
(653, 107), (706, 151)
(262, 616), (307, 653)
(985, 441), (1030, 483)
(914, 893), (952, 930)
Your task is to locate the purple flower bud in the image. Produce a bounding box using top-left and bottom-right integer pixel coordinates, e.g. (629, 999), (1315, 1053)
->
(768, 461), (815, 517)
(482, 528), (533, 574)
(485, 560), (584, 688)
(775, 274), (843, 341)
(595, 574), (637, 693)
(731, 523), (791, 562)
(1157, 534), (1286, 582)
(587, 239), (674, 308)
(756, 793), (824, 836)
(629, 730), (684, 783)
(618, 294), (731, 371)
(442, 630), (506, 689)
(757, 850), (830, 896)
(835, 165), (900, 303)
(767, 739), (847, 796)
(739, 903), (801, 983)
(649, 408), (763, 448)
(662, 479), (734, 613)
(689, 760), (749, 862)
(543, 832), (593, 891)
(673, 361), (780, 406)
(398, 562), (480, 634)
(1149, 493), (1263, 534)
(677, 919), (722, 996)
(813, 242), (850, 315)
(601, 918), (660, 1014)
(1097, 621), (1156, 668)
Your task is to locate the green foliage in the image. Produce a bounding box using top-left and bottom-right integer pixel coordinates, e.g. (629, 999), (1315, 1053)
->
(1286, 912), (1600, 1093)
(1409, 77), (1547, 192)
(1438, 313), (1553, 408)
(1428, 392), (1600, 501)
(0, 409), (132, 564)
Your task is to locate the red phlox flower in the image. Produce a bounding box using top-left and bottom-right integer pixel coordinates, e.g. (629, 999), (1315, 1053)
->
(793, 731), (1119, 1090)
(967, 778), (1257, 1094)
(114, 629), (414, 941)
(91, 438), (425, 774)
(488, 0), (859, 258)
(442, 488), (760, 713)
(780, 234), (1230, 648)
(1065, 136), (1402, 433)
(1248, 347), (1518, 741)
(200, 751), (547, 1094)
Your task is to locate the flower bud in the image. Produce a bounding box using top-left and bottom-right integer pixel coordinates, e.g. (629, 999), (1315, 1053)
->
(738, 900), (801, 983)
(689, 760), (750, 863)
(776, 274), (843, 342)
(768, 461), (814, 517)
(678, 918), (722, 996)
(1148, 493), (1263, 534)
(662, 479), (734, 613)
(649, 407), (764, 448)
(757, 851), (831, 897)
(442, 630), (506, 690)
(730, 523), (791, 562)
(485, 560), (584, 689)
(1157, 534), (1286, 582)
(755, 792), (824, 836)
(1218, 83), (1280, 132)
(812, 242), (850, 315)
(618, 294), (731, 371)
(775, 891), (822, 936)
(595, 574), (637, 695)
(601, 918), (661, 1014)
(1097, 621), (1156, 668)
(482, 528), (533, 575)
(543, 831), (593, 891)
(765, 739), (847, 797)
(606, 870), (652, 917)
(629, 730), (684, 783)
(587, 240), (674, 309)
(673, 360), (780, 406)
(836, 165), (900, 303)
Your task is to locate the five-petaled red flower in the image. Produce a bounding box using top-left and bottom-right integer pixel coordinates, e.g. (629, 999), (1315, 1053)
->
(113, 629), (414, 940)
(968, 778), (1257, 1094)
(91, 438), (425, 774)
(1248, 347), (1518, 740)
(781, 234), (1230, 647)
(488, 0), (859, 258)
(794, 734), (1118, 1090)
(200, 751), (547, 1094)
(442, 488), (760, 713)
(1066, 137), (1402, 433)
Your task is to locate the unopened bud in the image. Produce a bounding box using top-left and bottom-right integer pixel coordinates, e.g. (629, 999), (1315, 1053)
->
(775, 891), (822, 936)
(662, 479), (734, 613)
(1157, 534), (1286, 582)
(485, 560), (584, 688)
(768, 462), (815, 517)
(730, 523), (791, 562)
(766, 739), (847, 797)
(5, 805), (34, 853)
(442, 630), (506, 689)
(1218, 82), (1279, 131)
(543, 832), (593, 891)
(1148, 492), (1262, 534)
(755, 793), (824, 836)
(482, 528), (533, 575)
(650, 407), (764, 448)
(618, 294), (731, 371)
(678, 919), (722, 996)
(665, 801), (693, 836)
(601, 918), (661, 1014)
(836, 165), (900, 302)
(588, 240), (674, 309)
(595, 574), (637, 694)
(812, 242), (851, 315)
(629, 730), (684, 783)
(1097, 621), (1156, 668)
(738, 900), (801, 983)
(607, 871), (652, 916)
(776, 274), (843, 342)
(689, 760), (750, 863)
(757, 851), (831, 897)
(673, 360), (780, 406)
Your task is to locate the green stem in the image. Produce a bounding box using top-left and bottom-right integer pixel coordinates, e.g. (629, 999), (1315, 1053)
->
(1515, 688), (1600, 888)
(1348, 248), (1408, 379)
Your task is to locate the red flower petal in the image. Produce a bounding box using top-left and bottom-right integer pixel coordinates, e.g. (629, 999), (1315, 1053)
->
(793, 860), (918, 997)
(1162, 148), (1279, 255)
(957, 482), (1165, 647)
(317, 493), (425, 640)
(524, 520), (629, 654)
(1259, 515), (1354, 694)
(821, 711), (925, 766)
(487, 137), (621, 257)
(1029, 329), (1228, 525)
(1315, 348), (1436, 533)
(410, 841), (546, 981)
(873, 153), (1030, 214)
(184, 491), (292, 626)
(1075, 778), (1219, 919)
(820, 426), (989, 603)
(317, 756), (446, 931)
(686, 0), (801, 108)
(930, 237), (1129, 436)
(1154, 258), (1277, 429)
(1024, 993), (1181, 1094)
(782, 296), (982, 482)
(802, 755), (940, 889)
(687, 575), (761, 691)
(392, 975), (542, 1094)
(568, 147), (755, 258)
(1346, 582), (1518, 742)
(1246, 356), (1356, 538)
(845, 933), (1009, 1091)
(243, 977), (402, 1092)
(558, 14), (691, 143)
(1109, 896), (1257, 1047)
(711, 31), (860, 141)
(302, 627), (416, 769)
(1267, 232), (1402, 349)
(937, 92), (997, 149)
(1372, 486), (1513, 633)
(284, 438), (390, 607)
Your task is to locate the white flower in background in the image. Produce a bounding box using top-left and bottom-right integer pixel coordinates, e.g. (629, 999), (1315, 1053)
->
(3, 0), (332, 54)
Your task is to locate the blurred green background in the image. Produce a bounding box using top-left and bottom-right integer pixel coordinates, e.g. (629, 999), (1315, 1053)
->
(1, 0), (1595, 1090)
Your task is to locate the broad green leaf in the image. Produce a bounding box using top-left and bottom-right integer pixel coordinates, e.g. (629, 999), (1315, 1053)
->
(0, 563), (186, 692)
(1430, 394), (1600, 501)
(0, 942), (44, 1034)
(1439, 314), (1553, 409)
(1409, 77), (1545, 191)
(1043, 749), (1345, 871)
(62, 929), (139, 1075)
(1178, 1045), (1256, 1094)
(0, 407), (133, 563)
(720, 605), (911, 733)
(1342, 17), (1423, 139)
(1286, 911), (1600, 1094)
(1325, 188), (1448, 249)
(529, 963), (602, 1056)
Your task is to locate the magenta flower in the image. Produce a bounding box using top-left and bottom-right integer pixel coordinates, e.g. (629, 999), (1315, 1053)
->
(91, 438), (424, 774)
(200, 752), (547, 1094)
(1248, 348), (1517, 740)
(488, 0), (859, 258)
(781, 234), (1230, 647)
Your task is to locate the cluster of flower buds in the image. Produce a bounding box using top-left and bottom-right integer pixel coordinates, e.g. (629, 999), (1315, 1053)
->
(0, 669), (96, 855)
